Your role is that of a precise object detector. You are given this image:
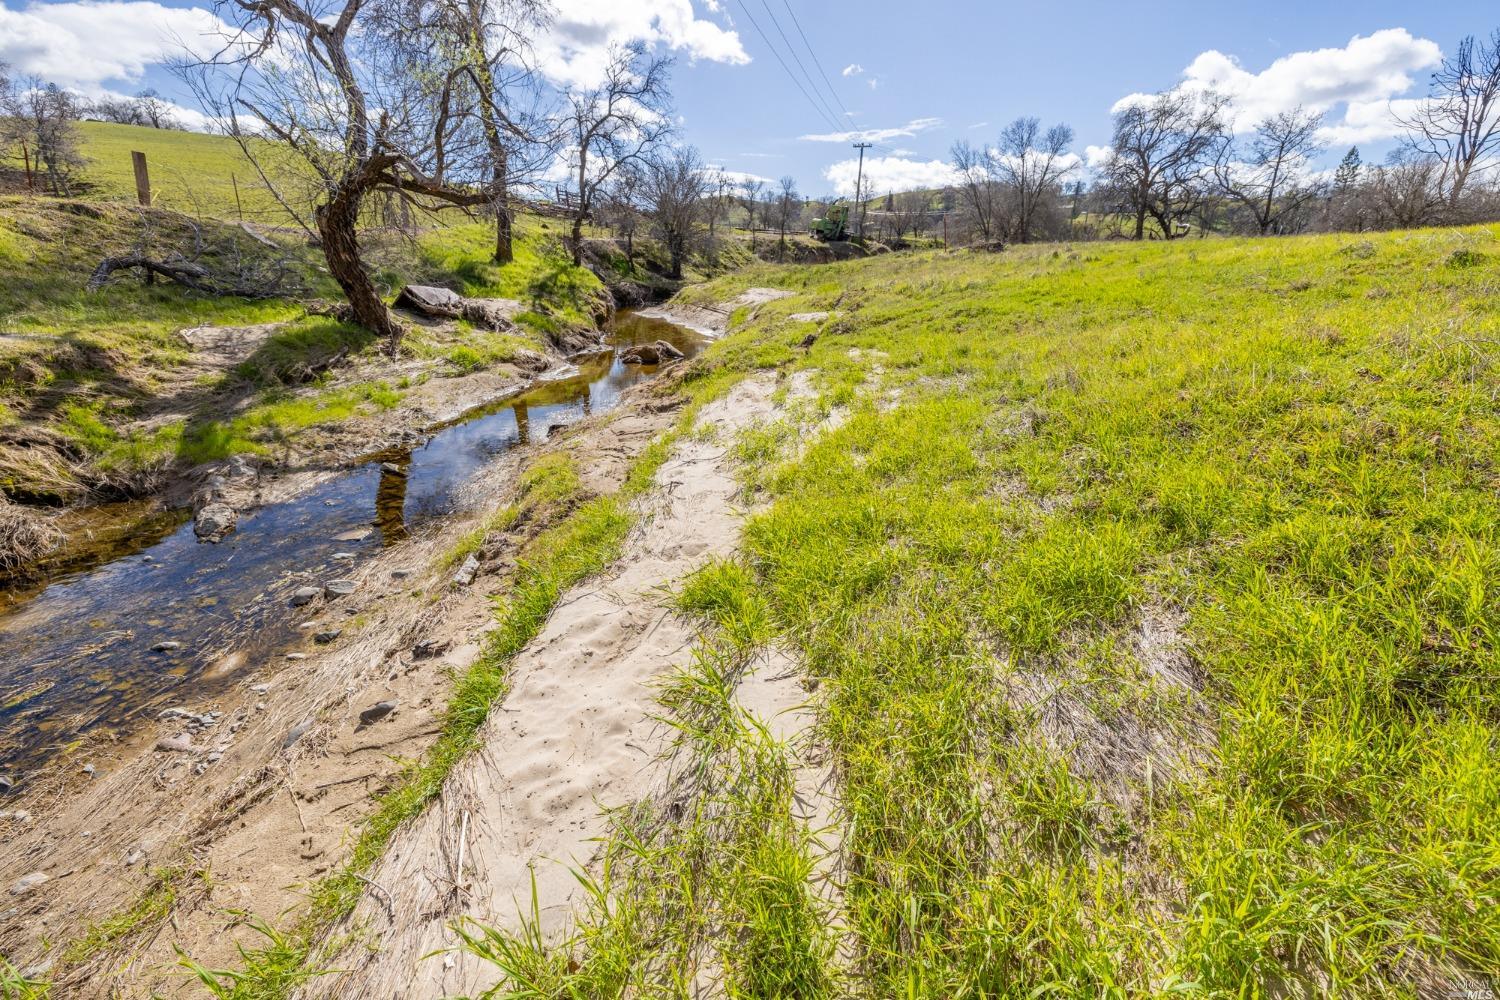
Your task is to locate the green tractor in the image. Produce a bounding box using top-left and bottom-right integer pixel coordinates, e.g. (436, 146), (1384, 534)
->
(810, 200), (850, 241)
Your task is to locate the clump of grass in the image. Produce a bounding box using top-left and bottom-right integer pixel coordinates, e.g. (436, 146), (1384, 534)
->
(0, 954), (50, 999)
(177, 381), (403, 464)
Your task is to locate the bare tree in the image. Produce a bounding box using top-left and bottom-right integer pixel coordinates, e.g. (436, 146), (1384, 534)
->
(950, 139), (999, 241)
(740, 176), (764, 249)
(91, 95), (146, 125)
(1370, 148), (1444, 228)
(889, 190), (929, 241)
(642, 146), (707, 279)
(417, 0), (551, 263)
(598, 162), (644, 271)
(1215, 107), (1326, 234)
(187, 0), (505, 350)
(8, 79), (85, 196)
(992, 117), (1075, 242)
(134, 89), (180, 129)
(1104, 89), (1229, 239)
(561, 44), (672, 266)
(774, 175), (798, 256)
(1397, 30), (1500, 213)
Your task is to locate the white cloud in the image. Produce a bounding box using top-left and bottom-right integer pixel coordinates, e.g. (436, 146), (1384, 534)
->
(1084, 144), (1112, 169)
(1113, 28), (1442, 143)
(823, 155), (958, 196)
(707, 166), (772, 185)
(537, 0), (749, 88)
(800, 116), (942, 143)
(0, 1), (232, 88)
(841, 63), (863, 77)
(867, 77), (878, 90)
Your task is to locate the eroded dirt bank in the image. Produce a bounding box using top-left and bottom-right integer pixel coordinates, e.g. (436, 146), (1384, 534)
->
(315, 375), (786, 998)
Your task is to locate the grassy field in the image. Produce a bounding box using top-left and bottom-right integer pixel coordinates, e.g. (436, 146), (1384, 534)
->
(2, 122), (294, 222)
(446, 225), (1500, 996)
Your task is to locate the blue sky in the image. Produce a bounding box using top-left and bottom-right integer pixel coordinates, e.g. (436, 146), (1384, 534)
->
(1, 0), (1493, 196)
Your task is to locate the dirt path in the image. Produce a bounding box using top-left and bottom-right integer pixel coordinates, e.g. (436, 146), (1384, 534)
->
(312, 375), (784, 998)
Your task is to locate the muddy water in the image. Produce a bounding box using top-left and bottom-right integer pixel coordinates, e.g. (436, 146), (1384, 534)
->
(0, 311), (703, 774)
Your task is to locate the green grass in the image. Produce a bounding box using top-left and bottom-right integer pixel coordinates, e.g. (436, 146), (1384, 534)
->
(1, 122), (297, 222)
(416, 217), (608, 330)
(459, 224), (1500, 997)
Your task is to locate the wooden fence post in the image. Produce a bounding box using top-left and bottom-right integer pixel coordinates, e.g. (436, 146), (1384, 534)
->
(19, 138), (35, 193)
(131, 151), (152, 207)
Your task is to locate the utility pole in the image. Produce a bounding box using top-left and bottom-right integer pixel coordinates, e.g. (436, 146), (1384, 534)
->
(851, 141), (872, 240)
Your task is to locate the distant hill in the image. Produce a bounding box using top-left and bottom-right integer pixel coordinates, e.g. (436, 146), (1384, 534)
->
(4, 122), (297, 223)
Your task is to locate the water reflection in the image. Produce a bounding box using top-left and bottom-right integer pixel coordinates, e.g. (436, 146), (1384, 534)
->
(0, 310), (703, 773)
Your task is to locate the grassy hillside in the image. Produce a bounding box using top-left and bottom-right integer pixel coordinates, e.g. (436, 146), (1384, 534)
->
(461, 225), (1500, 995)
(0, 197), (606, 501)
(2, 122), (293, 222)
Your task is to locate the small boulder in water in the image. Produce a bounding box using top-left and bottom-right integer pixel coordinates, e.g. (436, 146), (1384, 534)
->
(290, 586), (320, 607)
(620, 340), (686, 365)
(194, 503), (237, 542)
(151, 640), (182, 653)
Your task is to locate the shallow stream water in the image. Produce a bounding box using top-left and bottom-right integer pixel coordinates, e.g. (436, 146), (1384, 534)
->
(0, 310), (703, 774)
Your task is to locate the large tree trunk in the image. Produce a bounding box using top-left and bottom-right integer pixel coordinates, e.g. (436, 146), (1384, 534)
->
(493, 193), (513, 265)
(316, 180), (404, 353)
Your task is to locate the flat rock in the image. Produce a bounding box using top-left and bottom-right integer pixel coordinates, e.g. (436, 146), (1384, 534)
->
(282, 720), (312, 749)
(788, 311), (830, 323)
(314, 629), (342, 644)
(452, 554), (480, 587)
(290, 586), (320, 607)
(357, 700), (397, 726)
(380, 462), (406, 476)
(9, 872), (47, 896)
(154, 735), (197, 754)
(151, 640), (182, 652)
(325, 579), (357, 597)
(460, 297), (523, 330)
(413, 638), (452, 660)
(335, 527), (373, 543)
(394, 284), (463, 317)
(391, 568), (413, 580)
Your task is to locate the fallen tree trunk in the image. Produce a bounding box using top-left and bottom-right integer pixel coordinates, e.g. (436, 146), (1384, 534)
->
(86, 255), (285, 299)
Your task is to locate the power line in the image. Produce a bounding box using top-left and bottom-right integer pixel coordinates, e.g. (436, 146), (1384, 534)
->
(757, 0), (845, 132)
(731, 0), (847, 136)
(779, 0), (852, 122)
